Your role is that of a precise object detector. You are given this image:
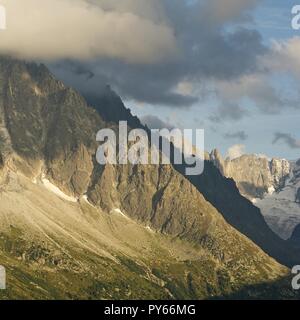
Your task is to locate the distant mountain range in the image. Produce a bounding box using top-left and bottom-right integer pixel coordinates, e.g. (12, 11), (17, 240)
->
(208, 150), (300, 240)
(0, 56), (298, 299)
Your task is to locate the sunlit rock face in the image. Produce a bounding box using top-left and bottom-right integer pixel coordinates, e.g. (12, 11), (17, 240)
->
(209, 151), (300, 240)
(209, 150), (291, 201)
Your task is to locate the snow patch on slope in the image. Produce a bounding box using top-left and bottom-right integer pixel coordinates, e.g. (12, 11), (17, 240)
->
(82, 195), (96, 208)
(254, 161), (300, 240)
(110, 208), (130, 220)
(267, 186), (275, 195)
(145, 226), (155, 233)
(41, 175), (77, 203)
(255, 195), (300, 240)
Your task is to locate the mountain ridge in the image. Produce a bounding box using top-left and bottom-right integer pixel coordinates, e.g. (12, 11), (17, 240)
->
(0, 56), (298, 299)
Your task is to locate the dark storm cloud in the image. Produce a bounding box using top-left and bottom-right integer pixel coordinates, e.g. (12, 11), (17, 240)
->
(62, 60), (95, 80)
(272, 133), (300, 149)
(140, 115), (174, 130)
(209, 103), (248, 122)
(48, 0), (267, 108)
(210, 70), (300, 123)
(224, 131), (248, 141)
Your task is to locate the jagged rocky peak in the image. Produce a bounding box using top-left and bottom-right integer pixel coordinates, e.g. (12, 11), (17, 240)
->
(209, 150), (291, 200)
(0, 56), (106, 191)
(83, 84), (141, 128)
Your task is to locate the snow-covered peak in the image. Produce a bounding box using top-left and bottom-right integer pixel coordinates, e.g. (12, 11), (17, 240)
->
(254, 158), (300, 240)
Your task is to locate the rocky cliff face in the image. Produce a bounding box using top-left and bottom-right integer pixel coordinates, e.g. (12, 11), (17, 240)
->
(209, 149), (300, 240)
(209, 150), (290, 200)
(254, 160), (300, 239)
(0, 57), (298, 299)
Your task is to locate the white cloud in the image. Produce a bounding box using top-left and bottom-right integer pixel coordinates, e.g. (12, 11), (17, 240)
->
(227, 144), (246, 159)
(262, 37), (300, 78)
(173, 81), (195, 97)
(216, 74), (285, 114)
(0, 0), (178, 63)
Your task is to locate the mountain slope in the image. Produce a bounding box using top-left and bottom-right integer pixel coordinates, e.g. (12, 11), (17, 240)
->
(0, 56), (297, 299)
(0, 170), (295, 300)
(83, 83), (300, 268)
(175, 160), (299, 268)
